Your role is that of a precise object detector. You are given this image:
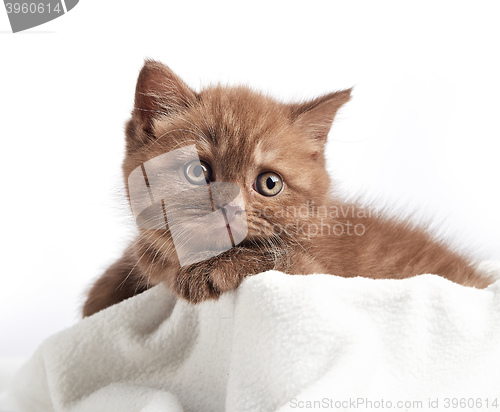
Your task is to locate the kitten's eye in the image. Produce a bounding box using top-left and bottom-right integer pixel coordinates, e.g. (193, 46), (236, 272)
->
(184, 160), (212, 185)
(254, 172), (283, 197)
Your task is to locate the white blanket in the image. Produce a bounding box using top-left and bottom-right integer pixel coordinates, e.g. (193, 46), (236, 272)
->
(3, 264), (500, 412)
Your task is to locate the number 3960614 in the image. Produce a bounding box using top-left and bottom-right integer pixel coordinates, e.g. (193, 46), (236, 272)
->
(5, 3), (62, 14)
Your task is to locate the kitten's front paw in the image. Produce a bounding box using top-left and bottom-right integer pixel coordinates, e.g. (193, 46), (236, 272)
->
(175, 260), (244, 303)
(176, 266), (221, 303)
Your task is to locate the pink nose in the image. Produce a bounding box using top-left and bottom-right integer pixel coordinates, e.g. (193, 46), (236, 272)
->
(222, 204), (244, 223)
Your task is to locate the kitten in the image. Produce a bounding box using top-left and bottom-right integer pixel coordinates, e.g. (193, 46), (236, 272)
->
(83, 60), (491, 317)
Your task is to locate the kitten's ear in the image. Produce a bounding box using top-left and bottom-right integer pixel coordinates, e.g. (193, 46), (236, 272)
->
(132, 60), (197, 135)
(291, 88), (352, 153)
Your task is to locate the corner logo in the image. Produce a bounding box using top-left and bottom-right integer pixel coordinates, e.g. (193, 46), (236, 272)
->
(128, 145), (249, 267)
(3, 0), (78, 33)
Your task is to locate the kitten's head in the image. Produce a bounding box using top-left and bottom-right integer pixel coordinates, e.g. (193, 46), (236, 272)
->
(123, 60), (350, 287)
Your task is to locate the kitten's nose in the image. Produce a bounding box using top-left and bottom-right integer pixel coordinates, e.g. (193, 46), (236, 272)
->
(222, 203), (244, 224)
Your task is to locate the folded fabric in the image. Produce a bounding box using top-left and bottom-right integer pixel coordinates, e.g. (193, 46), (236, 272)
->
(4, 263), (500, 412)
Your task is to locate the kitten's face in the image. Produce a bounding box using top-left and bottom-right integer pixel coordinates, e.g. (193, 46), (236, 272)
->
(122, 61), (350, 287)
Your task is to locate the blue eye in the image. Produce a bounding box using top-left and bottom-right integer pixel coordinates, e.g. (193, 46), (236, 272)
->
(254, 172), (283, 196)
(184, 160), (212, 185)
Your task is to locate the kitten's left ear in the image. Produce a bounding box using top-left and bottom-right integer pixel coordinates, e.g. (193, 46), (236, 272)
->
(291, 88), (352, 153)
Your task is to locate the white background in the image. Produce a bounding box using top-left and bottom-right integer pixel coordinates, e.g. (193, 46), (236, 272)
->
(1, 1), (499, 357)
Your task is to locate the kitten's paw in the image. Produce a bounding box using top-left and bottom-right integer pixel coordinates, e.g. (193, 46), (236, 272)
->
(175, 260), (244, 303)
(176, 268), (222, 303)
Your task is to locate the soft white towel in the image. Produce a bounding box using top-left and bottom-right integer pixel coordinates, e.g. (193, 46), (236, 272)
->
(3, 264), (500, 412)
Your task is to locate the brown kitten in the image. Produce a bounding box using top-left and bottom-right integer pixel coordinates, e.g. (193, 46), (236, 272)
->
(83, 60), (491, 317)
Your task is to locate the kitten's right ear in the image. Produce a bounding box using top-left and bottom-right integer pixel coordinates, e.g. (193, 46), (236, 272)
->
(290, 88), (352, 156)
(131, 60), (197, 137)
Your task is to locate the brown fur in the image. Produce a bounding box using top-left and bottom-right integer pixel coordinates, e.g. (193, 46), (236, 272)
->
(83, 60), (491, 317)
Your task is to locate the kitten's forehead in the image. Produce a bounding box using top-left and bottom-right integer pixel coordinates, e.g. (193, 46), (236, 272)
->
(199, 86), (289, 142)
(197, 87), (292, 172)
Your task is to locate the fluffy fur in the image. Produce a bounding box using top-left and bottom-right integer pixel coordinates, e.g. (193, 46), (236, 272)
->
(83, 61), (491, 317)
